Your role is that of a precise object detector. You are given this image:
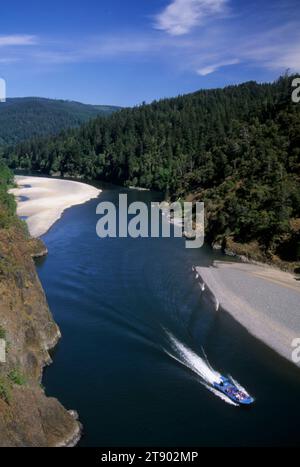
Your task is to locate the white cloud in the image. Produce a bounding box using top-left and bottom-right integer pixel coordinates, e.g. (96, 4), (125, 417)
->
(197, 58), (239, 75)
(1, 8), (299, 82)
(27, 35), (168, 65)
(271, 47), (300, 71)
(155, 0), (227, 36)
(0, 35), (37, 47)
(229, 23), (300, 74)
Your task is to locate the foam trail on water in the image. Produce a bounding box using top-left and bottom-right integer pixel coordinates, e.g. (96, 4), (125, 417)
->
(202, 347), (216, 374)
(166, 332), (221, 385)
(164, 331), (241, 406)
(203, 383), (239, 406)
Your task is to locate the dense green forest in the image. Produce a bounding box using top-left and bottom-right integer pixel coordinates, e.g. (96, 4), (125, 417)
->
(0, 161), (16, 229)
(0, 97), (120, 146)
(3, 75), (300, 263)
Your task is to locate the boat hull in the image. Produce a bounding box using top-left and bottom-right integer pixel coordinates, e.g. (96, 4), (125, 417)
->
(213, 376), (254, 405)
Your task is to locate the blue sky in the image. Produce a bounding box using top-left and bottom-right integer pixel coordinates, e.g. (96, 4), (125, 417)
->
(0, 0), (299, 106)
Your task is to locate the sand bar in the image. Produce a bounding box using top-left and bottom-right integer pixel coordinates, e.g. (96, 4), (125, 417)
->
(10, 176), (101, 237)
(196, 261), (300, 365)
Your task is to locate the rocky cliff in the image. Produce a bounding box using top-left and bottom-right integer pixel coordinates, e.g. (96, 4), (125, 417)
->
(0, 222), (81, 446)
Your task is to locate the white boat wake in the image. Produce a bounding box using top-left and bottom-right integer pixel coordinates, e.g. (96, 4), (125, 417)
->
(164, 331), (239, 406)
(202, 383), (239, 406)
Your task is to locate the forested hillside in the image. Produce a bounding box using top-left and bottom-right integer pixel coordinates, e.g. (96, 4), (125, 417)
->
(3, 76), (300, 264)
(0, 97), (120, 146)
(0, 161), (16, 228)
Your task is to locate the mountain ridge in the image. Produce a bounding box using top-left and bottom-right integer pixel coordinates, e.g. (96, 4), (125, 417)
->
(0, 97), (121, 146)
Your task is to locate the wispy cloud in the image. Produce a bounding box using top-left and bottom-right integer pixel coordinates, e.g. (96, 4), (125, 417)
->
(1, 1), (300, 81)
(152, 0), (300, 76)
(197, 58), (239, 75)
(238, 23), (300, 72)
(0, 35), (37, 47)
(4, 26), (300, 77)
(154, 0), (227, 36)
(26, 35), (169, 65)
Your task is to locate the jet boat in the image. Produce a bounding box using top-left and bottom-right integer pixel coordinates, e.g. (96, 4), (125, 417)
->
(213, 376), (254, 405)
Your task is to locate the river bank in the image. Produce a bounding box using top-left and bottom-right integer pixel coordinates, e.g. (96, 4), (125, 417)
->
(0, 220), (81, 446)
(0, 175), (93, 445)
(195, 260), (300, 366)
(9, 176), (101, 237)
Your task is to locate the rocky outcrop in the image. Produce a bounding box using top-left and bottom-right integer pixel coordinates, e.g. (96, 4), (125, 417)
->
(0, 222), (81, 446)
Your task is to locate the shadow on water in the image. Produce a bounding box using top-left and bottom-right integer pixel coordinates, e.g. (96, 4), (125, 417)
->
(36, 184), (300, 447)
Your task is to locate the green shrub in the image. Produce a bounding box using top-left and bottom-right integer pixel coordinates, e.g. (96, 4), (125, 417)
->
(0, 326), (5, 339)
(8, 368), (26, 386)
(0, 160), (16, 229)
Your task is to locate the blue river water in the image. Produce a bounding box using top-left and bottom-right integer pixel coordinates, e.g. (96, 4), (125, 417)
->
(36, 183), (300, 446)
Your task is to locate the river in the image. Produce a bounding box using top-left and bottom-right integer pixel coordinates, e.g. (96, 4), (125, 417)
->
(36, 183), (300, 446)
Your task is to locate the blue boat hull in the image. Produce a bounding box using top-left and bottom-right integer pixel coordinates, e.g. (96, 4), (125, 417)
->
(213, 376), (254, 405)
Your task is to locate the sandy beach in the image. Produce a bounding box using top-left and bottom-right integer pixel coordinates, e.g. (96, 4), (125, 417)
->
(196, 261), (300, 366)
(10, 176), (101, 237)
